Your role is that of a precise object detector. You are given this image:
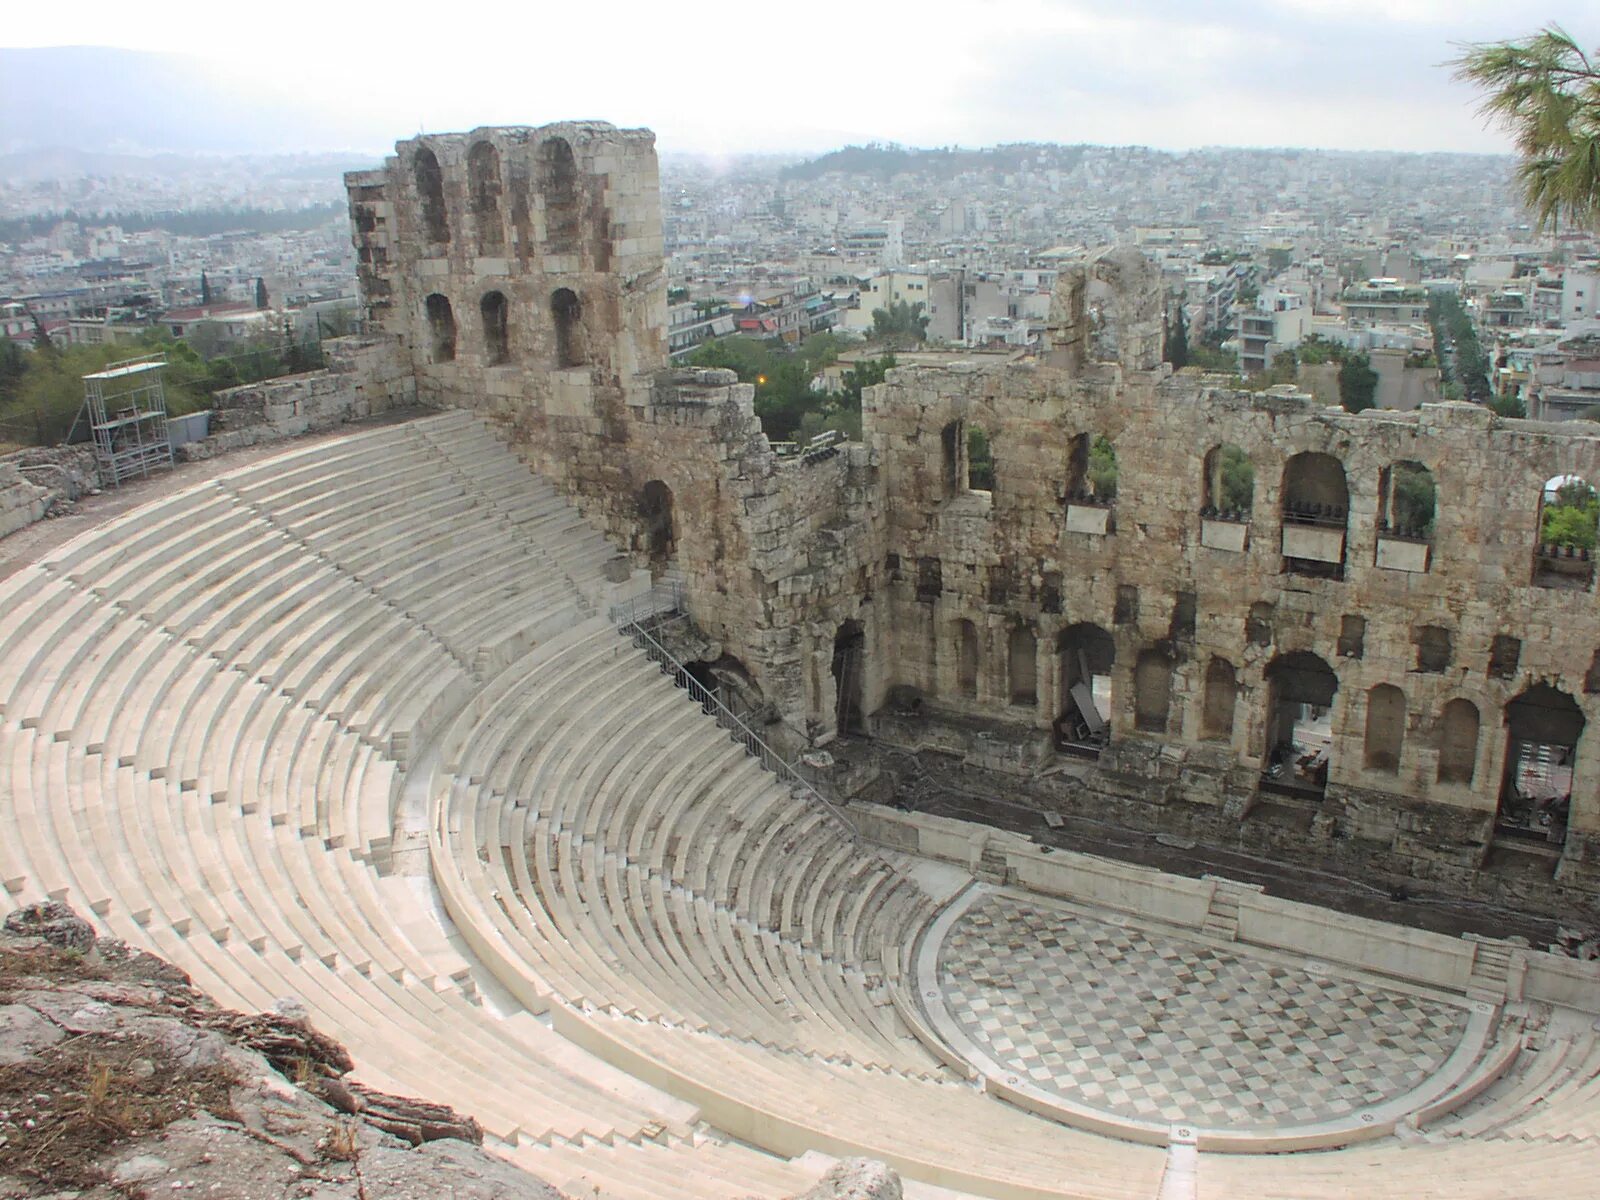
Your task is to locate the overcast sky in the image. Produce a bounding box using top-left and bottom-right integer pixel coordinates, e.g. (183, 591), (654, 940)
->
(3, 1), (1593, 156)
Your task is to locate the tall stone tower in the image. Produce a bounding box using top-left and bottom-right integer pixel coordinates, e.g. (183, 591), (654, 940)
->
(345, 122), (667, 424)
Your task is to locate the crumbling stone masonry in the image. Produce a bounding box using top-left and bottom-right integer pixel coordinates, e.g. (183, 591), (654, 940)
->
(346, 123), (1600, 911)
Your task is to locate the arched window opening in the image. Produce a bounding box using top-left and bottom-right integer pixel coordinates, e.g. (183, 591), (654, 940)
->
(424, 293), (456, 363)
(412, 147), (449, 247)
(832, 620), (866, 735)
(968, 425), (994, 492)
(955, 619), (979, 699)
(1008, 626), (1038, 707)
(467, 141), (505, 255)
(1534, 473), (1597, 590)
(1056, 623), (1115, 756)
(1066, 432), (1118, 504)
(1281, 451), (1349, 579)
(1263, 651), (1338, 795)
(1065, 434), (1117, 535)
(541, 136), (581, 254)
(1499, 684), (1583, 844)
(551, 288), (585, 368)
(1378, 461), (1435, 539)
(1134, 648), (1173, 734)
(1436, 698), (1480, 785)
(1376, 460), (1435, 572)
(1201, 444), (1253, 551)
(639, 480), (675, 570)
(941, 420), (963, 494)
(480, 291), (509, 365)
(1202, 444), (1254, 519)
(1363, 683), (1406, 774)
(1202, 657), (1238, 742)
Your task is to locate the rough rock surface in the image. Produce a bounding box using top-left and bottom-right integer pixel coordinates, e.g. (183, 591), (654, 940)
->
(789, 1158), (903, 1200)
(0, 904), (540, 1199)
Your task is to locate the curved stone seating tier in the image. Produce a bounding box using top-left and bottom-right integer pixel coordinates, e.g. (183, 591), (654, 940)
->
(428, 619), (940, 1073)
(1426, 1025), (1600, 1141)
(1196, 1137), (1600, 1199)
(514, 1131), (819, 1200)
(0, 413), (699, 1155)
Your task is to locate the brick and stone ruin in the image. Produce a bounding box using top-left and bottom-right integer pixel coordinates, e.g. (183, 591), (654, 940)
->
(3, 122), (1600, 1198)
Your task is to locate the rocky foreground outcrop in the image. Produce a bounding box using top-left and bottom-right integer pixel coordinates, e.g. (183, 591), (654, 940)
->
(0, 903), (902, 1199)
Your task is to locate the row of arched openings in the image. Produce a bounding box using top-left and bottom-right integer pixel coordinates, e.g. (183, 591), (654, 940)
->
(412, 137), (582, 256)
(950, 623), (1570, 834)
(939, 431), (1594, 587)
(422, 289), (585, 368)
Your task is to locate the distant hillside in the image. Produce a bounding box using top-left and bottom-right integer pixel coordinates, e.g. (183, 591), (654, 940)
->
(0, 147), (376, 186)
(0, 203), (347, 242)
(780, 142), (1090, 181)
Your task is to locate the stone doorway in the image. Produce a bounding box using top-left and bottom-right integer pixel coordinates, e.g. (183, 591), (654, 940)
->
(1497, 683), (1582, 849)
(1056, 623), (1114, 756)
(833, 620), (866, 735)
(1262, 651), (1338, 797)
(638, 480), (675, 572)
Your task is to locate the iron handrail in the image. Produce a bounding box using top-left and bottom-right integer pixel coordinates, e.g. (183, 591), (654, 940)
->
(613, 607), (859, 839)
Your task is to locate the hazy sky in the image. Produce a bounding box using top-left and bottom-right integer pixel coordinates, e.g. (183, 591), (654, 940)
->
(3, 1), (1593, 155)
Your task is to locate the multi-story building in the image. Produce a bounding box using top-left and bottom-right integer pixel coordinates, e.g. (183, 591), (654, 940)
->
(1340, 279), (1430, 325)
(1237, 291), (1309, 374)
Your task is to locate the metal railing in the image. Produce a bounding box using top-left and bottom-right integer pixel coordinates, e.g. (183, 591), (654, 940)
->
(612, 597), (859, 839)
(607, 578), (687, 628)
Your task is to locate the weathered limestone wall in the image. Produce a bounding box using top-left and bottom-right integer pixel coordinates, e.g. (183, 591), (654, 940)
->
(868, 352), (1600, 895)
(192, 335), (413, 458)
(0, 462), (49, 537)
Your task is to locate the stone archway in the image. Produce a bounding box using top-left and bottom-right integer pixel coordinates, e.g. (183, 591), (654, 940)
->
(1498, 683), (1583, 845)
(638, 480), (675, 571)
(1262, 650), (1339, 795)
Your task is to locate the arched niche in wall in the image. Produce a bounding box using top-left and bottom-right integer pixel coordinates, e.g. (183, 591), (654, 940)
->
(467, 140), (505, 255)
(413, 147), (449, 248)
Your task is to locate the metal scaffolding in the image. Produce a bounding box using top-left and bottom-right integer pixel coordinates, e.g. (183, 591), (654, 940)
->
(80, 354), (175, 487)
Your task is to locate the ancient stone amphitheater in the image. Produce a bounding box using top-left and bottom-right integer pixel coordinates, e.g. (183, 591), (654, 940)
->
(0, 409), (1594, 1200)
(4, 121), (1600, 1198)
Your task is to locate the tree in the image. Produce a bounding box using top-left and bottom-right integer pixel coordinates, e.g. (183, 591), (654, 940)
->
(1338, 351), (1379, 413)
(838, 354), (896, 410)
(255, 277), (269, 310)
(200, 271), (212, 305)
(1453, 27), (1600, 231)
(870, 299), (929, 347)
(1489, 392), (1528, 418)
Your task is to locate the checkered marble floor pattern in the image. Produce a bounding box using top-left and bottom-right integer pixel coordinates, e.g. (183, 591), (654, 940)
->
(938, 892), (1468, 1129)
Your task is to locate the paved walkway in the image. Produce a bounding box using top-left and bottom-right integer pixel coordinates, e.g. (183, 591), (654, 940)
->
(933, 891), (1469, 1131)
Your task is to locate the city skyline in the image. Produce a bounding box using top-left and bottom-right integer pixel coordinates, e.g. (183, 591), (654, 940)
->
(1, 2), (1593, 158)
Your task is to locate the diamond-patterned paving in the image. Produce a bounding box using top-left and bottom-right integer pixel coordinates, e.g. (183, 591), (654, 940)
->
(938, 893), (1468, 1129)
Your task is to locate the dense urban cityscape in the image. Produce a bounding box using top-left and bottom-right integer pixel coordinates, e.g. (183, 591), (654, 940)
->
(4, 136), (1598, 450)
